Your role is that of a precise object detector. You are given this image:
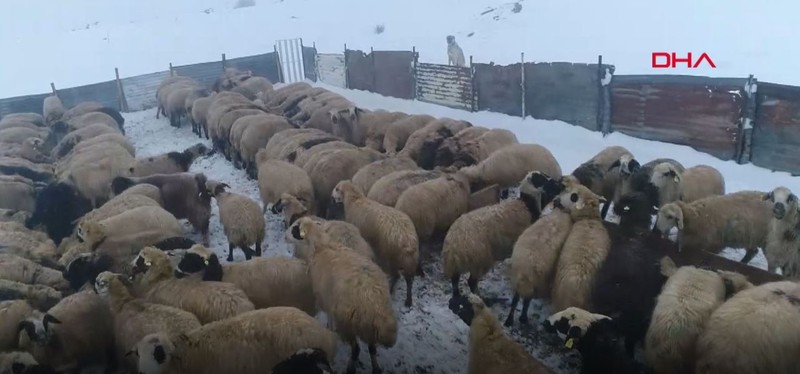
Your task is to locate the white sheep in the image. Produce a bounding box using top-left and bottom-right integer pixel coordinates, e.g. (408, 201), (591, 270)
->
(256, 157), (315, 215)
(394, 171), (472, 243)
(763, 187), (800, 278)
(205, 181), (265, 261)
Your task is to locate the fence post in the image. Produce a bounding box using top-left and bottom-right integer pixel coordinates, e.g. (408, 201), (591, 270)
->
(274, 44), (284, 83)
(313, 42), (321, 84)
(596, 55), (607, 135)
(222, 53), (227, 70)
(411, 46), (418, 101)
(114, 68), (129, 112)
(469, 56), (477, 112)
(520, 52), (526, 119)
(50, 83), (58, 98)
(737, 74), (757, 164)
(344, 43), (349, 89)
(370, 47), (376, 94)
(169, 63), (175, 76)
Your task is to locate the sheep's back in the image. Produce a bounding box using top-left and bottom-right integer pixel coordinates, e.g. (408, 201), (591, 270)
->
(144, 279), (254, 324)
(685, 191), (771, 250)
(680, 165), (725, 203)
(509, 209), (573, 299)
(222, 257), (315, 314)
(366, 169), (442, 206)
(217, 193), (265, 245)
(551, 219), (610, 311)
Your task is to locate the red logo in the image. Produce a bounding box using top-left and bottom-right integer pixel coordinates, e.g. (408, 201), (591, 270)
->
(651, 52), (717, 69)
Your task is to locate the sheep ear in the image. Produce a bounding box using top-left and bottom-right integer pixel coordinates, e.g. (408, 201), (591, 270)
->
(43, 314), (61, 331)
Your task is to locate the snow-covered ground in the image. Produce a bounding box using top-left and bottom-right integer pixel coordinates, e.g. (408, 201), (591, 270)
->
(1, 0), (799, 98)
(125, 80), (780, 373)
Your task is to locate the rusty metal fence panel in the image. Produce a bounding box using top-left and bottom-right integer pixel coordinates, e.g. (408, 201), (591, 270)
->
(0, 93), (49, 118)
(173, 61), (224, 88)
(415, 62), (473, 110)
(610, 75), (747, 161)
(525, 62), (614, 131)
(57, 80), (121, 110)
(120, 71), (171, 112)
(474, 63), (522, 117)
(345, 49), (374, 92)
(373, 51), (414, 99)
(316, 53), (346, 88)
(226, 53), (281, 84)
(276, 38), (306, 83)
(751, 82), (800, 174)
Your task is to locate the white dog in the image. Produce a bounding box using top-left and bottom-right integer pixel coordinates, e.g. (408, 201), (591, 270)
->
(447, 35), (466, 67)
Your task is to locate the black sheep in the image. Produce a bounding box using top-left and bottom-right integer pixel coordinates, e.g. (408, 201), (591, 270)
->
(26, 182), (92, 245)
(270, 348), (333, 374)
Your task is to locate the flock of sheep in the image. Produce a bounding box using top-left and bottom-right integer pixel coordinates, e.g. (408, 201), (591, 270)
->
(0, 66), (798, 374)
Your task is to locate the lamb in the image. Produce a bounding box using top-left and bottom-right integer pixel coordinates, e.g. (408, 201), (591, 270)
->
(130, 247), (255, 324)
(394, 171), (472, 243)
(283, 211), (375, 262)
(43, 96), (65, 126)
(444, 170), (562, 301)
(544, 307), (642, 374)
(205, 180), (265, 261)
(175, 244), (317, 314)
(0, 279), (61, 310)
(0, 254), (69, 291)
(131, 143), (212, 177)
(763, 186), (800, 278)
(351, 156), (420, 195)
(129, 307), (337, 374)
(93, 271), (201, 370)
(20, 290), (114, 372)
(366, 169), (444, 206)
(0, 299), (35, 351)
(644, 257), (753, 374)
(435, 127), (519, 168)
(649, 163), (725, 206)
(655, 190), (772, 264)
(693, 280), (800, 374)
(111, 172), (213, 245)
(292, 217), (397, 373)
(332, 181), (419, 307)
(449, 293), (555, 374)
(395, 118), (472, 169)
(383, 114), (436, 155)
(551, 184), (611, 312)
(257, 158), (315, 215)
(506, 183), (573, 326)
(305, 147), (386, 218)
(460, 143), (562, 192)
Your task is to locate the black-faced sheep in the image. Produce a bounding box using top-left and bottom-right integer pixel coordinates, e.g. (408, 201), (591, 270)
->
(175, 244), (317, 314)
(332, 181), (419, 307)
(93, 271), (201, 371)
(383, 114), (436, 155)
(655, 190), (771, 264)
(544, 307), (642, 374)
(257, 158), (315, 215)
(366, 169), (444, 207)
(551, 184), (610, 312)
(204, 180), (265, 261)
(644, 257), (752, 374)
(649, 163), (725, 206)
(129, 247), (255, 324)
(111, 173), (213, 245)
(449, 293), (555, 374)
(764, 186), (800, 278)
(460, 143), (562, 192)
(129, 307), (337, 374)
(443, 170), (562, 301)
(292, 217), (397, 373)
(131, 143), (212, 177)
(394, 171), (472, 243)
(693, 280), (800, 374)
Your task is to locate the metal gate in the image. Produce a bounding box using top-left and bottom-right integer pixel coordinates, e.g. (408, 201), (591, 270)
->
(275, 38), (306, 83)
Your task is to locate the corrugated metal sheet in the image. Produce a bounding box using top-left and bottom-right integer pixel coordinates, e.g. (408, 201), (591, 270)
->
(415, 62), (473, 110)
(474, 63), (523, 117)
(611, 75), (747, 161)
(525, 62), (614, 131)
(751, 82), (800, 174)
(302, 46), (317, 82)
(276, 38), (306, 83)
(345, 49), (374, 91)
(316, 53), (346, 88)
(373, 51), (414, 100)
(173, 61), (224, 88)
(57, 80), (120, 110)
(226, 53), (281, 84)
(121, 71), (171, 112)
(0, 93), (49, 118)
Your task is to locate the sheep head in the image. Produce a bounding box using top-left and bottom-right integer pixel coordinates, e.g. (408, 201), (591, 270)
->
(609, 154), (640, 176)
(331, 180), (362, 203)
(175, 244), (213, 276)
(554, 184), (606, 220)
(204, 180), (230, 198)
(655, 203), (684, 235)
(765, 186), (798, 220)
(650, 162), (682, 188)
(76, 221), (107, 250)
(543, 307), (612, 350)
(131, 247), (171, 282)
(274, 193), (309, 229)
(291, 216), (324, 243)
(93, 271), (131, 299)
(128, 332), (175, 374)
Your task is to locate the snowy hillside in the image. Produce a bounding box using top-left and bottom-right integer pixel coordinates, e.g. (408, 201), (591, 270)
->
(2, 0), (799, 98)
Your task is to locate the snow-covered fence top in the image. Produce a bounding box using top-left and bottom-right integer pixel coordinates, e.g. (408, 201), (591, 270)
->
(610, 75), (749, 161)
(750, 82), (800, 175)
